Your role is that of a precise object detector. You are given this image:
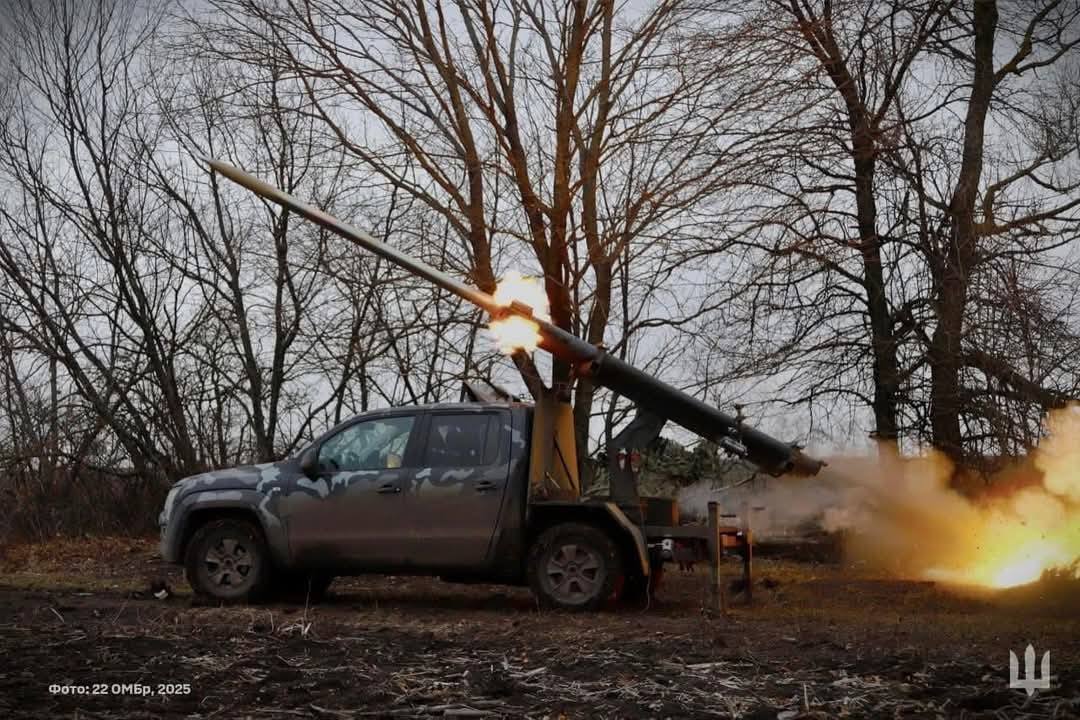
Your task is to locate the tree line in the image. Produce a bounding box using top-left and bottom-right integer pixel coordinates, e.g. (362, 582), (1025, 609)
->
(0, 0), (1077, 536)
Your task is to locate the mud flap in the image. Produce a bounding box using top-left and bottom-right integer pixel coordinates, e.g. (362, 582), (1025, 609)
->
(602, 501), (650, 577)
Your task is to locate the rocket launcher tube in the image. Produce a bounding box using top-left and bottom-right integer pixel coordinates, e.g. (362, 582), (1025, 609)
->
(205, 158), (501, 316)
(207, 159), (824, 477)
(532, 319), (823, 477)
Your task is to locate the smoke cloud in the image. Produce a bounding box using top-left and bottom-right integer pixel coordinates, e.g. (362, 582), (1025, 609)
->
(679, 406), (1080, 587)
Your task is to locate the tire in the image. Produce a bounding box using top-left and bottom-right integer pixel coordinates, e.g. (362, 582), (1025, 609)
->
(184, 517), (271, 603)
(527, 522), (622, 611)
(272, 571), (334, 604)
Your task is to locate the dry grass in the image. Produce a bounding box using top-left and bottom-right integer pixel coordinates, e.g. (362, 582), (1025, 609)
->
(0, 537), (1077, 718)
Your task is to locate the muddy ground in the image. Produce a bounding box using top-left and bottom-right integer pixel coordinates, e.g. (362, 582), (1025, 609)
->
(0, 537), (1077, 719)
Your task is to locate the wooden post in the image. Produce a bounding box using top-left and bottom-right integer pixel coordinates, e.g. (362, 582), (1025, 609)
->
(707, 501), (723, 611)
(741, 500), (753, 605)
(742, 530), (753, 603)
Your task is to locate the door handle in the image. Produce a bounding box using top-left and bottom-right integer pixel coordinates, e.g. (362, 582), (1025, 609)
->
(377, 483), (401, 494)
(474, 480), (499, 492)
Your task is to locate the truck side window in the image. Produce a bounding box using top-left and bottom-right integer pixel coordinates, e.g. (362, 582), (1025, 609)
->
(424, 414), (498, 467)
(318, 416), (416, 472)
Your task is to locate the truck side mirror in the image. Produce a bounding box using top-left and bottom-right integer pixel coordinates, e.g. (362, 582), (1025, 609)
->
(300, 447), (319, 478)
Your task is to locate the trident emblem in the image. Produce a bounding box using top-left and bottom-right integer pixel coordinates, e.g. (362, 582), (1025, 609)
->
(1009, 645), (1050, 696)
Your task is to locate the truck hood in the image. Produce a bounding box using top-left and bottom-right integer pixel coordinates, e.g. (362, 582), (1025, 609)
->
(173, 461), (289, 492)
(159, 461), (290, 528)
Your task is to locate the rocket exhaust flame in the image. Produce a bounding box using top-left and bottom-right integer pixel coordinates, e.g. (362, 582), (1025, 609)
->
(489, 271), (550, 353)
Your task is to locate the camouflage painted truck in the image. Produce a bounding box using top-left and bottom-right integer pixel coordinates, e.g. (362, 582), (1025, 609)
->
(159, 398), (623, 608)
(157, 160), (824, 611)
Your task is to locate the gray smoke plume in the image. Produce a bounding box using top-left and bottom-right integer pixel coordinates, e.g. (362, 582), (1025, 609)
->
(677, 466), (851, 538)
(678, 407), (1080, 587)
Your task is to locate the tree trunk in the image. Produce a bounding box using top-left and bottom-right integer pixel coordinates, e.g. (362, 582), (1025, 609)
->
(929, 0), (998, 462)
(855, 156), (900, 445)
(790, 1), (901, 445)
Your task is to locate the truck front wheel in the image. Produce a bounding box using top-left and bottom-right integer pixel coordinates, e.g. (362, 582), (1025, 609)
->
(527, 523), (622, 611)
(185, 517), (270, 603)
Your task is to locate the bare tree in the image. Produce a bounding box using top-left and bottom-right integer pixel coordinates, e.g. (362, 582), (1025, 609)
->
(915, 0), (1080, 459)
(190, 0), (756, 472)
(695, 0), (1080, 462)
(702, 0), (959, 446)
(145, 42), (489, 459)
(142, 51), (355, 461)
(0, 0), (204, 480)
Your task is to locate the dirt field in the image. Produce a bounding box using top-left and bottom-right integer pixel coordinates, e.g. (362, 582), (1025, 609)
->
(0, 537), (1077, 719)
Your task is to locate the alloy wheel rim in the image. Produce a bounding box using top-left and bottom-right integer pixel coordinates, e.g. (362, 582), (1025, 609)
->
(544, 542), (603, 603)
(204, 537), (254, 589)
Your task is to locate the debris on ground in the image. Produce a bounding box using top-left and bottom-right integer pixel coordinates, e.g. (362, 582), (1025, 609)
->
(0, 537), (1076, 718)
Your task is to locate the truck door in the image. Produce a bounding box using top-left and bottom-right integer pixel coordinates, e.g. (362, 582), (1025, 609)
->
(283, 413), (420, 569)
(404, 410), (510, 569)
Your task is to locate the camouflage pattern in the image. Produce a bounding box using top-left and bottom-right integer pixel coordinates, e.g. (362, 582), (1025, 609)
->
(159, 461), (293, 564)
(159, 403), (532, 574)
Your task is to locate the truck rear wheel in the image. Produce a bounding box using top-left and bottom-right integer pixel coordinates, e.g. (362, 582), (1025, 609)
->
(185, 517), (270, 603)
(528, 523), (622, 611)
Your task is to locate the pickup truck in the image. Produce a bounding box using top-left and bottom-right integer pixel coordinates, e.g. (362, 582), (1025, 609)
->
(160, 401), (684, 610)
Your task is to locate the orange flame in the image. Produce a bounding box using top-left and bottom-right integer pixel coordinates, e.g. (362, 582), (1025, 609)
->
(826, 406), (1080, 589)
(489, 271), (550, 354)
